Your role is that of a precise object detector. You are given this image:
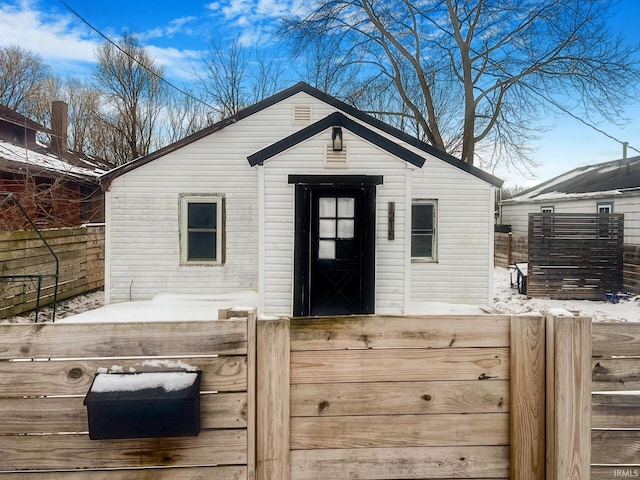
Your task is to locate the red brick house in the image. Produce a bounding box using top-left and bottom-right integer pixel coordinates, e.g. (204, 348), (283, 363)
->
(0, 102), (112, 230)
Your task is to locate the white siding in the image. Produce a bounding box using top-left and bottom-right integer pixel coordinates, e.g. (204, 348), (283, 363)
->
(107, 93), (330, 302)
(501, 194), (640, 244)
(409, 158), (494, 306)
(106, 90), (496, 311)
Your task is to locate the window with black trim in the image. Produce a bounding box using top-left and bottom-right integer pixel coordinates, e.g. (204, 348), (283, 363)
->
(411, 200), (437, 260)
(180, 195), (224, 264)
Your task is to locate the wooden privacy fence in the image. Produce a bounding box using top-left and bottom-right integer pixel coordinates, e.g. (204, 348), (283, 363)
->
(0, 311), (255, 479)
(0, 225), (104, 319)
(3, 311), (632, 480)
(257, 314), (592, 480)
(494, 232), (528, 268)
(528, 213), (624, 299)
(591, 322), (640, 479)
(624, 245), (640, 293)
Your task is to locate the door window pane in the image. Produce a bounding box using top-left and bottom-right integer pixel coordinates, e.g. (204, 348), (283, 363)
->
(318, 240), (336, 259)
(319, 197), (336, 218)
(338, 197), (355, 218)
(337, 219), (354, 238)
(319, 219), (336, 238)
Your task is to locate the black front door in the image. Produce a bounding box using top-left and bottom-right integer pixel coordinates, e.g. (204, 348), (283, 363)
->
(310, 190), (364, 315)
(290, 176), (379, 317)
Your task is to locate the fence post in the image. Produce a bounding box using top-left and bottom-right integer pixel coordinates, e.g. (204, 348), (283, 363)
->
(247, 310), (257, 480)
(510, 315), (546, 479)
(508, 232), (513, 266)
(546, 316), (591, 480)
(256, 316), (290, 480)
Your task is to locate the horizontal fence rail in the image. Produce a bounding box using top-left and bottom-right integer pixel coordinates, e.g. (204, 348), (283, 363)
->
(528, 213), (624, 299)
(0, 312), (256, 479)
(0, 225), (104, 319)
(591, 322), (640, 480)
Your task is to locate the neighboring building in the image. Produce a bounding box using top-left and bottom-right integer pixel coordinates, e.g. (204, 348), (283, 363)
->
(0, 102), (112, 229)
(101, 82), (503, 316)
(500, 156), (640, 245)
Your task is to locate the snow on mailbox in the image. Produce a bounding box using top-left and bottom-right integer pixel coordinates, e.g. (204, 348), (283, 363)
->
(84, 370), (202, 440)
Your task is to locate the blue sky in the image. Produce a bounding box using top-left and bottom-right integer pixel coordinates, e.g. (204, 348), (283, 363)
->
(1, 0), (639, 188)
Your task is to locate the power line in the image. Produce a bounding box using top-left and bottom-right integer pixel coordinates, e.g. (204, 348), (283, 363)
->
(57, 0), (216, 111)
(527, 85), (640, 158)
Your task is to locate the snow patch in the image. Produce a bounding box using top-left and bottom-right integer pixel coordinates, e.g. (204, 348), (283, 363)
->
(90, 371), (198, 393)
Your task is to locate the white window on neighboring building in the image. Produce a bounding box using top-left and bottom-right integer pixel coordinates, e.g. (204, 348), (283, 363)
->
(597, 202), (614, 214)
(541, 206), (554, 213)
(180, 195), (224, 265)
(411, 200), (437, 261)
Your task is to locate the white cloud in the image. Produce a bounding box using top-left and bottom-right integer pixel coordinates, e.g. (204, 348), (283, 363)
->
(146, 45), (202, 81)
(0, 2), (207, 83)
(139, 16), (199, 42)
(0, 1), (97, 64)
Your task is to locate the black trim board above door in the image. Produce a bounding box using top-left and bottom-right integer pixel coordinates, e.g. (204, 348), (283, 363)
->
(249, 112), (425, 167)
(289, 175), (381, 317)
(288, 175), (384, 186)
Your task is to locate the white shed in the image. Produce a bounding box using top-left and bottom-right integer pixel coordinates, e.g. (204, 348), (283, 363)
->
(101, 83), (502, 316)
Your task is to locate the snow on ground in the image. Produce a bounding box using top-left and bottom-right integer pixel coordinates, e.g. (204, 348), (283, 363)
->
(2, 268), (638, 323)
(491, 266), (640, 322)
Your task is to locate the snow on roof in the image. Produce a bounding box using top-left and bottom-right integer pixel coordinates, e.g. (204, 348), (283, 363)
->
(0, 139), (107, 180)
(504, 156), (640, 203)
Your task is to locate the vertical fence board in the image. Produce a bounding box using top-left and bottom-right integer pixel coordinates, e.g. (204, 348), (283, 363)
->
(547, 316), (591, 480)
(256, 317), (290, 480)
(510, 315), (545, 480)
(247, 310), (257, 480)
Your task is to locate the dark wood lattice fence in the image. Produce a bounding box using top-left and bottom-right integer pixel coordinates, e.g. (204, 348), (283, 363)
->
(527, 213), (624, 299)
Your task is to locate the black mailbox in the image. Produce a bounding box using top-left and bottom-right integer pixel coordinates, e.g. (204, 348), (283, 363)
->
(84, 370), (202, 440)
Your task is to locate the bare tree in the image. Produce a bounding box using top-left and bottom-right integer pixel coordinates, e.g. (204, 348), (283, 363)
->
(161, 88), (210, 144)
(94, 34), (167, 165)
(197, 37), (288, 121)
(0, 45), (52, 114)
(281, 0), (640, 171)
(64, 78), (102, 154)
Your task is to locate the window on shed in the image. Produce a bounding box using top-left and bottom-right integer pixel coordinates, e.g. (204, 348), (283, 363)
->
(411, 200), (437, 261)
(180, 195), (224, 265)
(597, 202), (613, 214)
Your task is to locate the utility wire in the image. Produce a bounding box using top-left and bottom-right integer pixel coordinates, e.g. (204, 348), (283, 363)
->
(527, 85), (640, 157)
(57, 0), (640, 161)
(58, 0), (216, 111)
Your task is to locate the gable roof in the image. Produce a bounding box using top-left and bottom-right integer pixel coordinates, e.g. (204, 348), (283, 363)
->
(101, 82), (502, 187)
(248, 111), (425, 167)
(504, 156), (640, 203)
